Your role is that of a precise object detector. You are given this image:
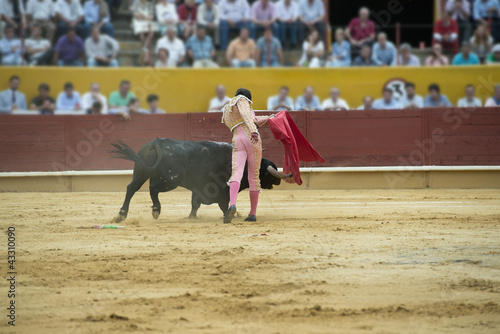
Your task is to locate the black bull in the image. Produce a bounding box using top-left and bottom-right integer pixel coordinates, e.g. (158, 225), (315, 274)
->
(110, 138), (292, 221)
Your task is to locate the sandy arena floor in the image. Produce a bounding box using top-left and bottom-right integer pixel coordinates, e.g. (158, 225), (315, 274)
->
(0, 189), (499, 334)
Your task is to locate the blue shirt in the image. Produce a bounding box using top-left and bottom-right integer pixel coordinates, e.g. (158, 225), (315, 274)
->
(56, 91), (82, 110)
(473, 0), (500, 20)
(0, 89), (27, 113)
(295, 95), (321, 110)
(267, 95), (294, 110)
(298, 0), (324, 22)
(185, 35), (214, 60)
(451, 52), (480, 65)
(0, 37), (22, 57)
(331, 40), (351, 66)
(55, 35), (85, 61)
(83, 0), (110, 24)
(371, 41), (397, 66)
(372, 98), (402, 109)
(424, 94), (453, 107)
(256, 36), (282, 65)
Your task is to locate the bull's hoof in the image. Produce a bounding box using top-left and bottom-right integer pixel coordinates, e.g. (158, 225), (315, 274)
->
(113, 210), (127, 223)
(188, 213), (198, 219)
(152, 208), (160, 220)
(223, 205), (237, 224)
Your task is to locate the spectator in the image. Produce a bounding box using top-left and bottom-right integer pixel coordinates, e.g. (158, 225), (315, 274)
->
(55, 0), (87, 40)
(484, 84), (500, 106)
(424, 83), (453, 107)
(297, 29), (323, 67)
(275, 0), (298, 49)
(473, 0), (500, 42)
(0, 0), (26, 30)
(400, 82), (424, 109)
(197, 0), (220, 46)
(178, 0), (197, 40)
(82, 82), (108, 113)
(351, 43), (376, 66)
(321, 87), (349, 111)
(226, 27), (256, 67)
(126, 97), (149, 114)
(131, 0), (158, 51)
(452, 41), (480, 65)
(186, 25), (218, 68)
(218, 0), (250, 50)
(30, 83), (55, 114)
(372, 88), (402, 110)
(208, 84), (230, 111)
(298, 0), (325, 42)
(26, 0), (56, 42)
(25, 25), (53, 65)
(345, 7), (375, 58)
(85, 26), (119, 67)
(433, 11), (459, 54)
(83, 0), (114, 37)
(109, 80), (135, 112)
(267, 86), (294, 111)
(155, 26), (186, 67)
(145, 94), (166, 113)
(54, 27), (84, 66)
(0, 75), (26, 113)
(255, 28), (282, 67)
(325, 28), (350, 67)
(445, 0), (471, 41)
(457, 84), (482, 107)
(395, 43), (421, 66)
(357, 95), (374, 110)
(425, 43), (449, 66)
(156, 0), (178, 35)
(486, 43), (500, 64)
(56, 82), (82, 111)
(88, 100), (102, 114)
(0, 24), (22, 65)
(155, 47), (174, 67)
(371, 32), (397, 66)
(250, 0), (277, 40)
(295, 86), (321, 111)
(470, 24), (493, 62)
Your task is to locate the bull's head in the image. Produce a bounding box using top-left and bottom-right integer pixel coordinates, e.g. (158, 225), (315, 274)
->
(259, 158), (293, 189)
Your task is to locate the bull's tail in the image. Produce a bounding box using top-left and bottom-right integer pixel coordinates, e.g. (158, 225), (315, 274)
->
(109, 140), (163, 173)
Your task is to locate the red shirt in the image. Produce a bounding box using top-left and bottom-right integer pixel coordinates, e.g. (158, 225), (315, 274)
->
(433, 18), (458, 36)
(347, 18), (375, 42)
(177, 4), (197, 23)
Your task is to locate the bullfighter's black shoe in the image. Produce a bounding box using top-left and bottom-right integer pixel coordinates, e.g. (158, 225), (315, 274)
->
(244, 215), (257, 222)
(223, 205), (237, 224)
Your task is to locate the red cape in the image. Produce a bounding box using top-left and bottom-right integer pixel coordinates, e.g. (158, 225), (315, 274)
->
(268, 111), (326, 185)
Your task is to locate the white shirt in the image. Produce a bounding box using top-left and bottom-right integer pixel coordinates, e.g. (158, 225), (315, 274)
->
(81, 91), (108, 114)
(26, 0), (55, 20)
(275, 0), (298, 21)
(25, 37), (51, 59)
(298, 40), (324, 65)
(155, 37), (185, 64)
(457, 97), (482, 107)
(218, 0), (250, 22)
(208, 96), (230, 111)
(399, 94), (424, 108)
(0, 0), (25, 18)
(155, 2), (178, 24)
(55, 0), (83, 21)
(445, 0), (470, 21)
(321, 97), (349, 110)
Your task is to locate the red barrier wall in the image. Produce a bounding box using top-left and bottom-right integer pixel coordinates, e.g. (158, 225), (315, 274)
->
(0, 108), (499, 172)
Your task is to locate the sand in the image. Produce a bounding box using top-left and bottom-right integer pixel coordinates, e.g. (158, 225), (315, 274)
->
(0, 189), (499, 334)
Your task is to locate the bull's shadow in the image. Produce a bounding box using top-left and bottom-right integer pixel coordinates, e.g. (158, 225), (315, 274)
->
(110, 138), (291, 222)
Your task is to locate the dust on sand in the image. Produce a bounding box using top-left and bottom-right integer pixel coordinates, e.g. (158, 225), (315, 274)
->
(0, 189), (499, 333)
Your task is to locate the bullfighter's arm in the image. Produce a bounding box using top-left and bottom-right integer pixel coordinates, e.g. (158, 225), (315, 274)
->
(237, 99), (258, 133)
(255, 116), (269, 127)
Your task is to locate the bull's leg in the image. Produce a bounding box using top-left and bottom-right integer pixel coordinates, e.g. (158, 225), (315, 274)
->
(150, 188), (161, 219)
(189, 193), (201, 219)
(115, 173), (148, 222)
(218, 201), (229, 216)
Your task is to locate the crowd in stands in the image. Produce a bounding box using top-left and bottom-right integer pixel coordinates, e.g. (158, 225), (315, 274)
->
(1, 0), (500, 67)
(1, 74), (500, 115)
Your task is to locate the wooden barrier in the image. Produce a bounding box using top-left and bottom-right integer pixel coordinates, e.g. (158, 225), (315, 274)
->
(0, 108), (499, 172)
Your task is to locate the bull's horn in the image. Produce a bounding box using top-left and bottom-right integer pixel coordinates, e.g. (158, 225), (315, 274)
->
(267, 166), (293, 179)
